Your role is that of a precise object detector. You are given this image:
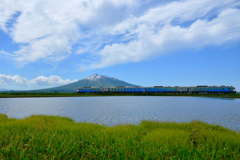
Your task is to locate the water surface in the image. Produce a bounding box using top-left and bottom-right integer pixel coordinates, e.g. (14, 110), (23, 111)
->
(0, 96), (239, 131)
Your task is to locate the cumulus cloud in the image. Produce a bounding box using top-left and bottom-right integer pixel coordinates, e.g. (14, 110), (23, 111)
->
(0, 0), (240, 69)
(0, 0), (137, 63)
(87, 0), (240, 69)
(0, 74), (76, 90)
(89, 8), (240, 69)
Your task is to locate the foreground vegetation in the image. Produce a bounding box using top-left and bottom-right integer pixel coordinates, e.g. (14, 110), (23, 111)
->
(0, 92), (239, 98)
(0, 114), (239, 159)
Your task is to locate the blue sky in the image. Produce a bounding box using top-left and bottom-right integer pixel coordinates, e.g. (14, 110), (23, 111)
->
(0, 0), (240, 90)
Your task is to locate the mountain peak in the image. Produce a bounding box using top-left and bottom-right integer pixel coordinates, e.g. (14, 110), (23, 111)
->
(85, 74), (106, 81)
(32, 74), (138, 92)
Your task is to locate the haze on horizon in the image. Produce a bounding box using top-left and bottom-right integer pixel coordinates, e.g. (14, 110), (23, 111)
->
(0, 0), (240, 91)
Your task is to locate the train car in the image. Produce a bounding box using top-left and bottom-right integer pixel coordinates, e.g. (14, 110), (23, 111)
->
(115, 87), (145, 93)
(188, 86), (235, 94)
(145, 87), (178, 93)
(76, 87), (101, 93)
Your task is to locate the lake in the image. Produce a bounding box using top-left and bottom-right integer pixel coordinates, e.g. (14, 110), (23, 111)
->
(0, 96), (240, 131)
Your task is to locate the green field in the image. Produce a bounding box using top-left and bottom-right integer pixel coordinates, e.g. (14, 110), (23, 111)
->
(0, 92), (240, 98)
(0, 114), (239, 160)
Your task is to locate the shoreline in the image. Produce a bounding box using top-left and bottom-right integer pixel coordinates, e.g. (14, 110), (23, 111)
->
(0, 92), (239, 98)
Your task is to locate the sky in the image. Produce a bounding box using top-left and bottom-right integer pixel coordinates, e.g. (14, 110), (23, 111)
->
(0, 0), (240, 90)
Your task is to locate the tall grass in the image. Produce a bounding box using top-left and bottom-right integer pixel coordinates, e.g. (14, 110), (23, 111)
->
(0, 114), (239, 159)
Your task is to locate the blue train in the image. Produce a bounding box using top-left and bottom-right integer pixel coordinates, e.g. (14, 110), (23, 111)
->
(77, 86), (236, 94)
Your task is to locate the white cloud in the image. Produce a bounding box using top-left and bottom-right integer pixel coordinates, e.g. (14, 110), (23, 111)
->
(0, 0), (240, 69)
(112, 0), (236, 33)
(0, 74), (76, 90)
(0, 0), (137, 63)
(87, 1), (240, 69)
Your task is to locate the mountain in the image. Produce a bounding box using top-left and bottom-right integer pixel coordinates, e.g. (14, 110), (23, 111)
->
(31, 74), (138, 93)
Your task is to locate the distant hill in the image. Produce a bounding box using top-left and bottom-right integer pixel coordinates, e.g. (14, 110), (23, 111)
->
(30, 74), (138, 93)
(0, 89), (8, 92)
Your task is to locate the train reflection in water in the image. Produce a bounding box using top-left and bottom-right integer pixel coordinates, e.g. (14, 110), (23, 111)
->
(77, 86), (236, 94)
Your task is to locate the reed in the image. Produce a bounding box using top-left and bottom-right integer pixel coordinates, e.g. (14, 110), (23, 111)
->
(0, 114), (239, 159)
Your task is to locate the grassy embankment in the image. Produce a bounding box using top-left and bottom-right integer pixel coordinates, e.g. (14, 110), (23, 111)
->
(0, 114), (240, 159)
(0, 92), (239, 98)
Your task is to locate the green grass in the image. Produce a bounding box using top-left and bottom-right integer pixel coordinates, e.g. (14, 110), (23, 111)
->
(0, 114), (239, 159)
(0, 92), (239, 98)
